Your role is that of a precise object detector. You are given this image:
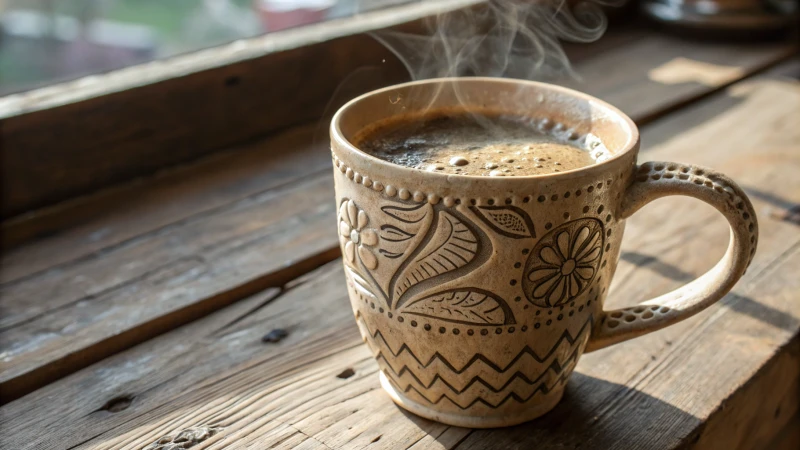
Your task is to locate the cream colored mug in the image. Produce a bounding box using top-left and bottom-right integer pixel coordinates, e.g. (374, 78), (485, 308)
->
(330, 78), (757, 428)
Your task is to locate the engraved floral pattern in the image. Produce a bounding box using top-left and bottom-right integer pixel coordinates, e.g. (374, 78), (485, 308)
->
(339, 200), (379, 269)
(524, 218), (604, 307)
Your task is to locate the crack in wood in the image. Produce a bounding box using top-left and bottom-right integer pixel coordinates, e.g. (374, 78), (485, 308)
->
(285, 422), (335, 450)
(211, 289), (285, 338)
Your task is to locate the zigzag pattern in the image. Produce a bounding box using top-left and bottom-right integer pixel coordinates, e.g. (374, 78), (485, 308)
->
(358, 312), (593, 373)
(388, 362), (574, 410)
(355, 312), (593, 410)
(387, 340), (582, 394)
(388, 344), (581, 409)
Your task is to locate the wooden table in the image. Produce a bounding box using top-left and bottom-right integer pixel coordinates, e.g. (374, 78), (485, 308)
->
(1, 14), (798, 450)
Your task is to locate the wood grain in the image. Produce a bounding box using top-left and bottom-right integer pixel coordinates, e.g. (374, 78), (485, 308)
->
(1, 124), (331, 282)
(0, 263), (363, 450)
(2, 64), (798, 449)
(1, 31), (796, 404)
(0, 165), (340, 402)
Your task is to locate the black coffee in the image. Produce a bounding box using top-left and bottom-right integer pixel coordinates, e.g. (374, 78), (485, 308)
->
(355, 113), (609, 176)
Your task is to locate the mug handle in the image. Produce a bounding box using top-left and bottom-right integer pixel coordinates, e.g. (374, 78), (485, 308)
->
(585, 162), (758, 352)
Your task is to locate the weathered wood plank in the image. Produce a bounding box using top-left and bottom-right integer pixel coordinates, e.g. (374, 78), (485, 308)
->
(0, 168), (340, 403)
(1, 32), (796, 405)
(1, 124), (331, 282)
(0, 263), (363, 450)
(2, 64), (798, 449)
(560, 34), (797, 125)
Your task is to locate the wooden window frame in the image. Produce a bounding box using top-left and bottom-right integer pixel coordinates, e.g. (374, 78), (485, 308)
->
(0, 0), (483, 220)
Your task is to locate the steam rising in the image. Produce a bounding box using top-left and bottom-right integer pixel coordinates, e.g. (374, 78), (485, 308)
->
(320, 1), (619, 147)
(369, 0), (613, 81)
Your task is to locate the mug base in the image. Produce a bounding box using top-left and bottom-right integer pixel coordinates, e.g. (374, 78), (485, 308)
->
(379, 372), (565, 428)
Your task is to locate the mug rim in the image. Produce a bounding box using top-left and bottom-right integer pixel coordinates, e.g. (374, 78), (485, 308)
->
(331, 77), (640, 181)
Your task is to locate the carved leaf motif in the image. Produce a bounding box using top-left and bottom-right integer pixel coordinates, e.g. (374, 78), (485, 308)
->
(401, 289), (513, 325)
(378, 203), (432, 259)
(470, 206), (535, 239)
(380, 225), (415, 242)
(381, 203), (430, 224)
(345, 265), (377, 300)
(393, 211), (478, 301)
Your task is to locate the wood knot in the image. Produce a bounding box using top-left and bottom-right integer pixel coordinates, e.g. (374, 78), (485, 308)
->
(336, 368), (355, 379)
(224, 76), (240, 87)
(144, 426), (223, 450)
(100, 394), (134, 413)
(261, 329), (289, 343)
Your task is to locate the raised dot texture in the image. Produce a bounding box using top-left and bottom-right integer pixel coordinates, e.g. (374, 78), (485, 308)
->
(398, 188), (410, 200)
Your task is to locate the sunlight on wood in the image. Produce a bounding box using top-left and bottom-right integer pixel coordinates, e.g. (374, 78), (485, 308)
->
(648, 57), (745, 87)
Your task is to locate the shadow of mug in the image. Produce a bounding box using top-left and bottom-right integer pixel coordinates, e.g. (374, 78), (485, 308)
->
(433, 372), (702, 448)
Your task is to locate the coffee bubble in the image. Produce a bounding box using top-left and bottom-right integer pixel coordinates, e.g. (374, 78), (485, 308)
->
(449, 156), (469, 166)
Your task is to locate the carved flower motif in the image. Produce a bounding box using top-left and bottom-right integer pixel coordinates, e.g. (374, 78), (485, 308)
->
(339, 200), (379, 270)
(524, 218), (603, 307)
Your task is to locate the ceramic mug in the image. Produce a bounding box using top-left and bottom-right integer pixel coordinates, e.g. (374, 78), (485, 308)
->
(330, 78), (757, 428)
